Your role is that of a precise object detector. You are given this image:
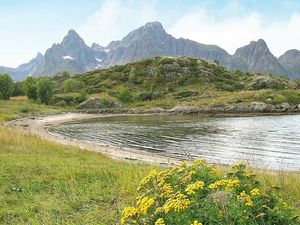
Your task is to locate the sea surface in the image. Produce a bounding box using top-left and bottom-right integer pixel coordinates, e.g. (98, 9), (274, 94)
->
(50, 114), (300, 171)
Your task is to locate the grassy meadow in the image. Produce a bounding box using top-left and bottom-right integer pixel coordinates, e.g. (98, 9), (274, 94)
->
(0, 97), (299, 224)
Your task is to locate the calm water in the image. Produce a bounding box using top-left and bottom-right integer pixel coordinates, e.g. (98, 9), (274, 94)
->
(50, 115), (300, 171)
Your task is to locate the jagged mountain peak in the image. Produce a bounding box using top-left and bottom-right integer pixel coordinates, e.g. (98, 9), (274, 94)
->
(234, 39), (288, 76)
(62, 29), (85, 46)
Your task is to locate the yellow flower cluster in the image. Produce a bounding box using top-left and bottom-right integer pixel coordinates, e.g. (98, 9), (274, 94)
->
(191, 220), (203, 225)
(162, 192), (191, 213)
(121, 207), (139, 224)
(185, 181), (205, 195)
(208, 179), (240, 192)
(155, 218), (165, 225)
(137, 196), (155, 214)
(159, 183), (174, 198)
(250, 188), (261, 196)
(138, 169), (158, 190)
(237, 191), (253, 207)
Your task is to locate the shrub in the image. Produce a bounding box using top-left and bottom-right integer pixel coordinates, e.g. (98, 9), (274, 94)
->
(0, 73), (14, 100)
(118, 87), (133, 103)
(62, 78), (84, 93)
(37, 78), (54, 104)
(24, 77), (38, 100)
(174, 90), (198, 99)
(12, 82), (25, 97)
(121, 160), (298, 225)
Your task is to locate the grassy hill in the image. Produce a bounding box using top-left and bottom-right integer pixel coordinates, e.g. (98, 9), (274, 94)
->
(50, 56), (300, 110)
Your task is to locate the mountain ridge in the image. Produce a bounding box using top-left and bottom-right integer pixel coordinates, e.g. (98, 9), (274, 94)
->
(1, 21), (299, 80)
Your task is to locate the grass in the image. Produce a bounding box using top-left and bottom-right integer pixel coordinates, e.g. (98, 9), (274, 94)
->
(0, 98), (154, 224)
(0, 98), (299, 224)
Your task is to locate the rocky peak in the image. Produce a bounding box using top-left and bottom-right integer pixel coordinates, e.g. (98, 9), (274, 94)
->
(278, 49), (300, 79)
(119, 21), (169, 47)
(61, 29), (85, 47)
(234, 39), (288, 76)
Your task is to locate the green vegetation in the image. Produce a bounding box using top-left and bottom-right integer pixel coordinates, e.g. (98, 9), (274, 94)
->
(48, 56), (298, 110)
(1, 57), (300, 224)
(24, 77), (38, 101)
(63, 78), (84, 93)
(0, 73), (14, 100)
(37, 77), (55, 104)
(0, 98), (299, 224)
(122, 161), (299, 225)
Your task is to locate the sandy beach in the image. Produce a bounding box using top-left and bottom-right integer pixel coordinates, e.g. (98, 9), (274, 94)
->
(6, 113), (181, 166)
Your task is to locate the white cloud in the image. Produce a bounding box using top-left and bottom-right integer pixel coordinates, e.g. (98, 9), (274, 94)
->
(78, 0), (300, 57)
(78, 0), (159, 46)
(167, 8), (300, 56)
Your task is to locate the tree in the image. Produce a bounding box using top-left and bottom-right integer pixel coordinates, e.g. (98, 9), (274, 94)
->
(24, 77), (38, 100)
(12, 82), (25, 97)
(62, 78), (84, 93)
(0, 73), (14, 100)
(37, 78), (54, 104)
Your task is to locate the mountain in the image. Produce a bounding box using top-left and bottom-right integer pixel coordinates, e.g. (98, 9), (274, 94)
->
(33, 30), (99, 75)
(234, 39), (289, 76)
(102, 22), (244, 70)
(278, 49), (300, 79)
(1, 21), (300, 80)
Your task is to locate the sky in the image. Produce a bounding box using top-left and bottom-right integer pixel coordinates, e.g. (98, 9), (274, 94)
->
(1, 0), (300, 67)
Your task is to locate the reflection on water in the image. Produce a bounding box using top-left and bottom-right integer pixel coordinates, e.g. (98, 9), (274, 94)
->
(51, 115), (300, 171)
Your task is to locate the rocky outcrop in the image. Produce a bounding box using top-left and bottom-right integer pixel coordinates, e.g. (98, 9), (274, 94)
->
(77, 98), (122, 110)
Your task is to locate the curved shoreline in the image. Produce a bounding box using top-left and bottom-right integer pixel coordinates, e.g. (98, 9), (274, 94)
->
(6, 112), (300, 171)
(6, 113), (182, 166)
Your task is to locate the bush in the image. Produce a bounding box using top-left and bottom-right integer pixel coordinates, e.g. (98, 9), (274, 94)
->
(62, 79), (84, 93)
(121, 160), (297, 225)
(12, 82), (25, 97)
(174, 90), (198, 99)
(0, 73), (14, 100)
(118, 87), (133, 103)
(24, 77), (38, 100)
(37, 78), (54, 104)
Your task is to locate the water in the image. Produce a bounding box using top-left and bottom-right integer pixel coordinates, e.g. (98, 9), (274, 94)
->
(50, 114), (300, 171)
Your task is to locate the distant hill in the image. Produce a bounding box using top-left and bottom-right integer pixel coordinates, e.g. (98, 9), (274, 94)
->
(1, 22), (299, 80)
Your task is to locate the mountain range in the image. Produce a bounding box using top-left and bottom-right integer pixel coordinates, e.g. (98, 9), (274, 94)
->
(1, 21), (299, 81)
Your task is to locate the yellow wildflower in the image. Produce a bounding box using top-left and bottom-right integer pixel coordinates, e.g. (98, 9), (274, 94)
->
(185, 181), (205, 195)
(191, 220), (203, 225)
(121, 207), (139, 224)
(155, 218), (165, 225)
(138, 170), (158, 190)
(208, 179), (240, 191)
(137, 197), (155, 214)
(237, 191), (253, 207)
(163, 192), (191, 213)
(159, 183), (174, 198)
(250, 188), (261, 196)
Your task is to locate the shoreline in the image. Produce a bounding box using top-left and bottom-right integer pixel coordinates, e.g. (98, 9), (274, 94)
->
(6, 113), (182, 166)
(6, 112), (300, 171)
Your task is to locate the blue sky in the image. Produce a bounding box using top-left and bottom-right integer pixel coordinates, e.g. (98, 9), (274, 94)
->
(1, 0), (300, 67)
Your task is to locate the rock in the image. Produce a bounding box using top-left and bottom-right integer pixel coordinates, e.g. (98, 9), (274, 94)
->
(281, 103), (291, 110)
(249, 102), (268, 112)
(168, 105), (200, 114)
(143, 108), (166, 114)
(298, 104), (300, 109)
(77, 98), (122, 109)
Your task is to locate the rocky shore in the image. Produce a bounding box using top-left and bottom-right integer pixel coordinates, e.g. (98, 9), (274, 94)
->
(78, 101), (300, 115)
